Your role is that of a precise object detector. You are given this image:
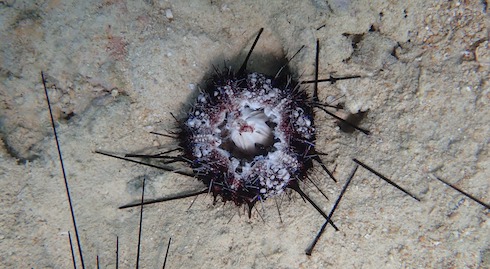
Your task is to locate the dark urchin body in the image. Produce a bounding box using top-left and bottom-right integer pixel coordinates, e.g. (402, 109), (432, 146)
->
(179, 70), (316, 211)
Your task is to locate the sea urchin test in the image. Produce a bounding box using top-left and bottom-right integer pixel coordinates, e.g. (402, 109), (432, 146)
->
(180, 71), (315, 209)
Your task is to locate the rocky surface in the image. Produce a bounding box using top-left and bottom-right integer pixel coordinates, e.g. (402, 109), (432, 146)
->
(0, 0), (488, 268)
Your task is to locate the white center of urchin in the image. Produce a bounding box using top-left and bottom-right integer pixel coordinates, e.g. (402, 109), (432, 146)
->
(229, 107), (273, 156)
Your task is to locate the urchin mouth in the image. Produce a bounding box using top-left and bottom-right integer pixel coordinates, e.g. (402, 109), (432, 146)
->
(223, 106), (276, 160)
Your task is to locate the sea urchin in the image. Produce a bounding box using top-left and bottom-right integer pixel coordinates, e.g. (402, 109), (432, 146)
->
(180, 67), (315, 211)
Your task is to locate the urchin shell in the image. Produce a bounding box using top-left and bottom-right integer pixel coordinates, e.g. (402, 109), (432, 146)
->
(180, 70), (316, 208)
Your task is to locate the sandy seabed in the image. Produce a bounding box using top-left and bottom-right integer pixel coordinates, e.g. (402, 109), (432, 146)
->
(1, 0), (489, 268)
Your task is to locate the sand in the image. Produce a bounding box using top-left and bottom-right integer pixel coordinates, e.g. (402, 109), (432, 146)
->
(0, 0), (489, 268)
